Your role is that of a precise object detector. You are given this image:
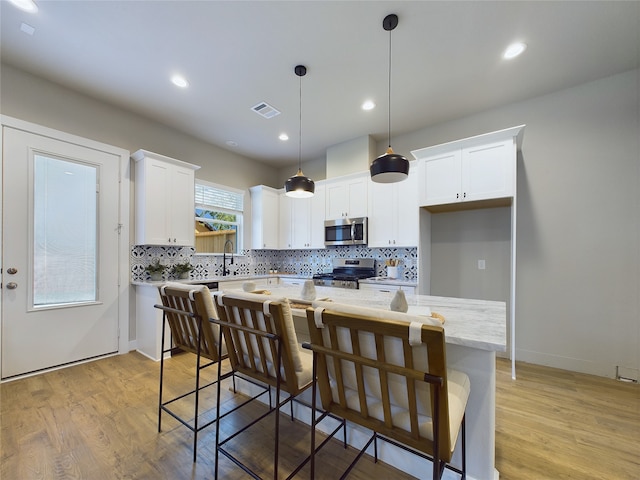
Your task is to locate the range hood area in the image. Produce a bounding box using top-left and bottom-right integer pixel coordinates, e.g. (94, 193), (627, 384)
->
(325, 135), (376, 178)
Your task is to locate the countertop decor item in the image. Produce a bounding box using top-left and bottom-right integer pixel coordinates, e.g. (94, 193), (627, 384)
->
(171, 261), (193, 279)
(284, 65), (315, 198)
(370, 14), (409, 184)
(300, 279), (316, 301)
(389, 288), (409, 312)
(145, 259), (166, 281)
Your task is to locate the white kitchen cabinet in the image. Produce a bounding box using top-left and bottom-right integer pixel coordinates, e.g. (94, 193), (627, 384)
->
(413, 125), (525, 378)
(133, 149), (200, 246)
(250, 185), (279, 249)
(279, 183), (326, 249)
(325, 173), (368, 220)
(359, 283), (416, 295)
(368, 161), (418, 248)
(413, 137), (516, 208)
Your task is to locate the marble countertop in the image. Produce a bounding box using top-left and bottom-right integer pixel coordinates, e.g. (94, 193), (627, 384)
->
(222, 284), (506, 353)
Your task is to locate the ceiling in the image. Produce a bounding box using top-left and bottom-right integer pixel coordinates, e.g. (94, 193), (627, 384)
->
(1, 1), (639, 168)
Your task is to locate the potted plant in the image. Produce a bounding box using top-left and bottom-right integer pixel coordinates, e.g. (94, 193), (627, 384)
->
(171, 261), (193, 280)
(145, 259), (166, 281)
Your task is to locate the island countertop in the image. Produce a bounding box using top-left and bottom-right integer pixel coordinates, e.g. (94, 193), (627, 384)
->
(219, 284), (507, 353)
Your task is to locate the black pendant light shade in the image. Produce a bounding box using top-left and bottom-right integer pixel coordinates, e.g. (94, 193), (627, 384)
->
(370, 147), (410, 183)
(371, 13), (409, 184)
(285, 65), (315, 198)
(285, 168), (315, 197)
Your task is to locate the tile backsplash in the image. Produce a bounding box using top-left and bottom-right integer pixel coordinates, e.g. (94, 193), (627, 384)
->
(131, 245), (417, 283)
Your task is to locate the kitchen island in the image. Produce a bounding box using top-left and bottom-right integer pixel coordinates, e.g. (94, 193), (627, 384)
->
(222, 284), (505, 480)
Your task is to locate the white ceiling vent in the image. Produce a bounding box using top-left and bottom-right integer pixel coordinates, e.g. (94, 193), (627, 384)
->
(251, 102), (281, 119)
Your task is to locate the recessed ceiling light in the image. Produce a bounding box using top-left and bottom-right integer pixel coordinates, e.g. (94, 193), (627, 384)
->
(8, 0), (38, 13)
(279, 133), (289, 141)
(503, 42), (527, 60)
(362, 100), (376, 111)
(226, 141), (238, 147)
(170, 74), (189, 88)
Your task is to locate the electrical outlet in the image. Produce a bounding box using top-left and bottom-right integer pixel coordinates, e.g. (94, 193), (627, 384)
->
(478, 259), (486, 270)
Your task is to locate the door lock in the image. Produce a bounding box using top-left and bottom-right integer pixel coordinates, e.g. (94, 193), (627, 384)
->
(6, 267), (17, 275)
(6, 282), (18, 290)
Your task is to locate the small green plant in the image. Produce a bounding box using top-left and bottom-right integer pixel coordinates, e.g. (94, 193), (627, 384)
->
(171, 262), (193, 275)
(145, 259), (166, 275)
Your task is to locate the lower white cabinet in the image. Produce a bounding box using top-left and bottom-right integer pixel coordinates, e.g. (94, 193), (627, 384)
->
(135, 285), (172, 361)
(359, 283), (416, 295)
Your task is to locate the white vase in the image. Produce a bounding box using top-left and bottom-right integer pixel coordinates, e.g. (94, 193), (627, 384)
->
(390, 289), (408, 313)
(301, 280), (316, 301)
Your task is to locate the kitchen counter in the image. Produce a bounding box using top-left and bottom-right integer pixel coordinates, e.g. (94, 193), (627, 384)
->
(251, 284), (505, 352)
(222, 284), (505, 480)
(130, 273), (310, 287)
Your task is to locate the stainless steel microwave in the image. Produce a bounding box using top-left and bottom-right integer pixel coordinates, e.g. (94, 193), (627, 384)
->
(324, 217), (368, 246)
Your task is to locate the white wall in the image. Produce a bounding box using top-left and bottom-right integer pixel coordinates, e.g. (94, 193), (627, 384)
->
(386, 68), (640, 378)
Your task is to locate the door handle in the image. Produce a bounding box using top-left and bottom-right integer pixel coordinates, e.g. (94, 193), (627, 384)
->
(6, 282), (18, 290)
(7, 267), (18, 274)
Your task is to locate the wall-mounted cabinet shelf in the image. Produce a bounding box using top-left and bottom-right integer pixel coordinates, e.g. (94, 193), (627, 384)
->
(412, 125), (525, 379)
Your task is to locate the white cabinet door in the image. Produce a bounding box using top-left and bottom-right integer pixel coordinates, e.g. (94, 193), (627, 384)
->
(134, 150), (199, 246)
(418, 139), (513, 207)
(419, 150), (461, 206)
(292, 197), (311, 248)
(279, 193), (293, 249)
(171, 165), (199, 245)
(309, 184), (326, 248)
(250, 185), (279, 249)
(281, 184), (325, 249)
(368, 181), (396, 248)
(462, 140), (513, 201)
(368, 162), (418, 248)
(359, 283), (416, 294)
(396, 166), (419, 247)
(325, 174), (368, 220)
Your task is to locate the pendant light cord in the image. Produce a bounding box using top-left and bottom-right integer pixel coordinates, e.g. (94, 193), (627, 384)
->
(299, 71), (302, 171)
(388, 25), (392, 149)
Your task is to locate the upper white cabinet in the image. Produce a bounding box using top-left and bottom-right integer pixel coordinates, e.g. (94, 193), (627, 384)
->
(133, 149), (200, 246)
(280, 183), (326, 249)
(250, 185), (279, 249)
(412, 126), (524, 210)
(368, 161), (419, 248)
(325, 173), (368, 220)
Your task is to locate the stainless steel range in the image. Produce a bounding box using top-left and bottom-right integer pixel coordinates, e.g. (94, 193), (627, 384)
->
(312, 258), (375, 289)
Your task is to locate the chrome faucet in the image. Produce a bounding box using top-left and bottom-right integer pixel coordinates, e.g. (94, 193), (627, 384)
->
(222, 240), (234, 276)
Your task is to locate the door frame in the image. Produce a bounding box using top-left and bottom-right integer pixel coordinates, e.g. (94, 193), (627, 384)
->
(0, 115), (131, 379)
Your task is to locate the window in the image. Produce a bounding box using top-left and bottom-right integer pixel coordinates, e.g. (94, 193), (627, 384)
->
(194, 180), (244, 254)
(33, 154), (98, 306)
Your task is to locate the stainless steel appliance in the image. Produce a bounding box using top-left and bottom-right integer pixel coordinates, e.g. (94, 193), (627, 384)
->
(324, 217), (368, 246)
(313, 258), (375, 289)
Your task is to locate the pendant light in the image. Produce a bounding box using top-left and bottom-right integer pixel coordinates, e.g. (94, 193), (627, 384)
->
(370, 14), (409, 184)
(285, 65), (315, 198)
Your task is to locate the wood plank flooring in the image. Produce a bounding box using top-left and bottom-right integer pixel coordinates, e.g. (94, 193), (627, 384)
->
(1, 352), (638, 479)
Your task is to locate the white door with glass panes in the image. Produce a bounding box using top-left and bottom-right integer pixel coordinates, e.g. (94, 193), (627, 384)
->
(2, 126), (122, 379)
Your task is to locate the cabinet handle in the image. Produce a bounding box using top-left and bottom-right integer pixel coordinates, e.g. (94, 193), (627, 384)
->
(456, 193), (459, 199)
(463, 192), (467, 198)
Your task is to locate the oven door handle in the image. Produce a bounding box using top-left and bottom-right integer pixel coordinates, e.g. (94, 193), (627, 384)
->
(351, 221), (355, 244)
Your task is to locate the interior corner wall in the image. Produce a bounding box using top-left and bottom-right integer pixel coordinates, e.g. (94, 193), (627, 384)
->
(388, 68), (640, 378)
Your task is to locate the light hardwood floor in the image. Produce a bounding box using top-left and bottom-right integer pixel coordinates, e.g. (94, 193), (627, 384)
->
(1, 352), (638, 479)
